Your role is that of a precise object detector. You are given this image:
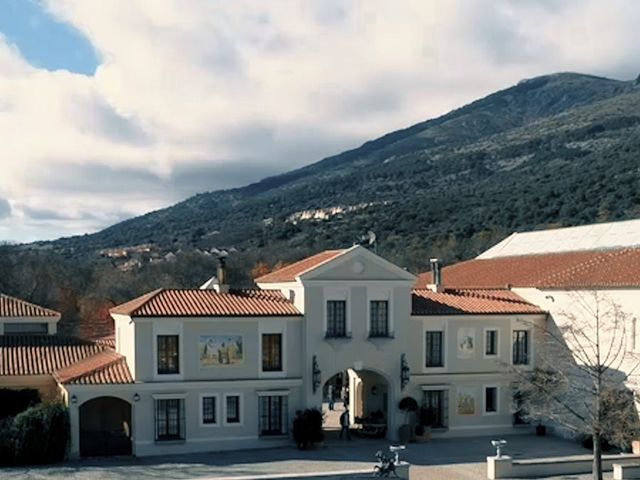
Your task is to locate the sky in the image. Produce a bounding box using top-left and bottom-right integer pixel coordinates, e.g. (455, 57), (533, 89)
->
(0, 0), (639, 243)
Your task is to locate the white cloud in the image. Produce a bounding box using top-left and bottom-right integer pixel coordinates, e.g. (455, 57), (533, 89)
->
(0, 0), (639, 242)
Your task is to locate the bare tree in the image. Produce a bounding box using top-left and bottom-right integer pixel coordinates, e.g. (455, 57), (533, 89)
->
(512, 291), (640, 480)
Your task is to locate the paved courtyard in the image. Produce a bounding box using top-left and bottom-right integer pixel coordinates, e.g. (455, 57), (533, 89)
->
(0, 433), (611, 480)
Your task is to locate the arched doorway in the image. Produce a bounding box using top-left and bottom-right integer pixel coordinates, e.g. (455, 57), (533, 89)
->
(79, 397), (132, 457)
(322, 368), (389, 438)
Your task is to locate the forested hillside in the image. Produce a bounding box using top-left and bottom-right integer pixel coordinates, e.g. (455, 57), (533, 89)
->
(2, 72), (640, 337)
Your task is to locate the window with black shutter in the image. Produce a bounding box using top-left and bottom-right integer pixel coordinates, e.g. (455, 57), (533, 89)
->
(425, 331), (444, 367)
(259, 395), (288, 436)
(262, 333), (282, 372)
(157, 335), (179, 374)
(369, 300), (389, 337)
(512, 330), (529, 365)
(326, 300), (347, 337)
(155, 398), (185, 441)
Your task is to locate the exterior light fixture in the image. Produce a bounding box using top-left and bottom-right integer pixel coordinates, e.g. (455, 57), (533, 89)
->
(400, 354), (410, 390)
(312, 355), (321, 393)
(133, 393), (140, 402)
(371, 385), (378, 396)
(70, 394), (78, 404)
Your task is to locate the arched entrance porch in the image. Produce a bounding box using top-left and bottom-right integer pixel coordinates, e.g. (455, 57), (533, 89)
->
(79, 396), (132, 457)
(323, 368), (390, 438)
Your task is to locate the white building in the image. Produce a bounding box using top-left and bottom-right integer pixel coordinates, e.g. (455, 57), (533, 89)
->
(34, 245), (542, 457)
(10, 217), (639, 459)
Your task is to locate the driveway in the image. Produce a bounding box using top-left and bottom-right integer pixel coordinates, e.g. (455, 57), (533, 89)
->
(0, 433), (593, 480)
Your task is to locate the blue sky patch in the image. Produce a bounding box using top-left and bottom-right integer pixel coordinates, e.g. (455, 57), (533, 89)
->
(0, 0), (99, 75)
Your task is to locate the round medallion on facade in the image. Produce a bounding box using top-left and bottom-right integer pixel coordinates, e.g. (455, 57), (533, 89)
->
(352, 261), (365, 274)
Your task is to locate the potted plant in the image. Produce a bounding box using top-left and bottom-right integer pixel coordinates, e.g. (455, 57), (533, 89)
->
(398, 396), (418, 443)
(293, 408), (325, 449)
(413, 424), (431, 443)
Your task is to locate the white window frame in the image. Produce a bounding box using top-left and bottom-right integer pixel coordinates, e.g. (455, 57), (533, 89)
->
(366, 287), (393, 338)
(152, 323), (184, 381)
(152, 394), (187, 442)
(482, 385), (499, 416)
(257, 390), (290, 436)
(323, 289), (351, 338)
(259, 320), (287, 378)
(223, 392), (243, 426)
(510, 326), (532, 367)
(483, 328), (500, 358)
(199, 393), (221, 428)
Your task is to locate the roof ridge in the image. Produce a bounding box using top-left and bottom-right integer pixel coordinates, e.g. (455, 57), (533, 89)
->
(0, 293), (60, 317)
(53, 350), (123, 384)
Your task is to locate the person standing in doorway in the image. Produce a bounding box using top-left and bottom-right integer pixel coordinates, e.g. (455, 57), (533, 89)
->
(328, 385), (334, 410)
(339, 406), (351, 440)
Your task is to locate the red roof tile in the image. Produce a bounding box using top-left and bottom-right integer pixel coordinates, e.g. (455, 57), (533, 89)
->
(0, 293), (60, 318)
(54, 350), (133, 385)
(412, 288), (545, 315)
(256, 250), (347, 283)
(110, 288), (301, 317)
(0, 335), (107, 376)
(416, 248), (640, 290)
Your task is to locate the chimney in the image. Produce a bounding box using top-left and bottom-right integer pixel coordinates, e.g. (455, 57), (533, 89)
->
(430, 258), (443, 292)
(216, 256), (229, 294)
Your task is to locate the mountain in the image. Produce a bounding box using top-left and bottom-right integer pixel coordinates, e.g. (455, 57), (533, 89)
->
(39, 72), (639, 272)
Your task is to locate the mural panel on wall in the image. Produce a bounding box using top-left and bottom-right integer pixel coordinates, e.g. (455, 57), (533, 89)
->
(199, 335), (243, 366)
(457, 327), (476, 359)
(457, 386), (475, 415)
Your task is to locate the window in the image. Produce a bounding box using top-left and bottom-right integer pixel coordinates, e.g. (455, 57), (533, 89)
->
(425, 331), (444, 367)
(225, 395), (241, 424)
(484, 387), (498, 414)
(262, 333), (282, 372)
(485, 330), (498, 356)
(369, 300), (390, 337)
(157, 335), (179, 374)
(259, 395), (288, 436)
(326, 300), (347, 337)
(512, 330), (529, 365)
(422, 390), (448, 428)
(4, 322), (48, 334)
(201, 396), (217, 425)
(155, 398), (185, 441)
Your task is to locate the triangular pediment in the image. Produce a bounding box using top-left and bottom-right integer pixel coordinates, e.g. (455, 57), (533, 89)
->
(299, 246), (416, 283)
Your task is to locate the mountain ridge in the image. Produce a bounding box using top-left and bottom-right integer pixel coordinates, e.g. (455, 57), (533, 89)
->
(27, 71), (640, 273)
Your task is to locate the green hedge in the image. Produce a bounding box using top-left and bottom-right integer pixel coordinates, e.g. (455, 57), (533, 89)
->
(0, 388), (41, 419)
(0, 403), (69, 465)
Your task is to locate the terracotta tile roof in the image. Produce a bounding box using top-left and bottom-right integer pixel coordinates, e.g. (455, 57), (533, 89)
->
(110, 288), (301, 317)
(0, 335), (106, 376)
(416, 248), (640, 290)
(54, 350), (133, 385)
(412, 288), (545, 315)
(256, 249), (347, 283)
(0, 293), (60, 318)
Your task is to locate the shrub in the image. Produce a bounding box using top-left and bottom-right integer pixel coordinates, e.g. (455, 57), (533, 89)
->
(293, 408), (324, 450)
(398, 396), (418, 424)
(0, 403), (69, 466)
(0, 388), (41, 419)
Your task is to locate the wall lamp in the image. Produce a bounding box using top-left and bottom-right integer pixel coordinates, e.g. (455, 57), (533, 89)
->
(133, 393), (140, 402)
(400, 353), (410, 390)
(70, 394), (78, 404)
(312, 355), (321, 394)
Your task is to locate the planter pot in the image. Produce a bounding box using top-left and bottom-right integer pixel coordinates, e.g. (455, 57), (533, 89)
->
(536, 425), (546, 436)
(398, 424), (412, 444)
